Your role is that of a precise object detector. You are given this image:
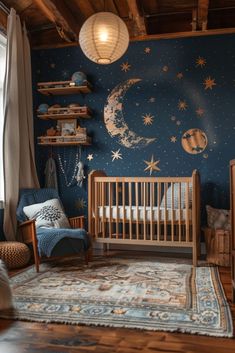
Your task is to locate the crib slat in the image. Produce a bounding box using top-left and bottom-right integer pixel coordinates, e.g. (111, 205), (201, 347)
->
(143, 182), (146, 241)
(135, 182), (139, 240)
(122, 182), (126, 239)
(95, 182), (98, 237)
(157, 182), (161, 241)
(186, 182), (189, 242)
(108, 182), (112, 238)
(150, 182), (154, 241)
(171, 182), (174, 242)
(116, 182), (119, 239)
(178, 182), (182, 242)
(164, 182), (167, 241)
(101, 182), (105, 238)
(129, 182), (132, 239)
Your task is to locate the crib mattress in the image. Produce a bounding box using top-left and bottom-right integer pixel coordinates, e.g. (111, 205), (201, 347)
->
(97, 206), (192, 222)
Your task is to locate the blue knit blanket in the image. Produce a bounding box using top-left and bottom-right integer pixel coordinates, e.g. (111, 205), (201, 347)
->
(37, 228), (89, 257)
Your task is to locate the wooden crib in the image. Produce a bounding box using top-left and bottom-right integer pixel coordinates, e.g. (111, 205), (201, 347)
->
(88, 170), (201, 265)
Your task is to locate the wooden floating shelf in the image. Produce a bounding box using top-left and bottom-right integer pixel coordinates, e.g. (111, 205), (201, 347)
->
(37, 107), (92, 120)
(37, 136), (91, 146)
(37, 80), (92, 95)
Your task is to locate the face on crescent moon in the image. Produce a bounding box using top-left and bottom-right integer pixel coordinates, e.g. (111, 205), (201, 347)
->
(104, 79), (156, 149)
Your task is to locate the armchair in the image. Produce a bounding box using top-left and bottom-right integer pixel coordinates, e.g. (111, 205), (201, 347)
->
(17, 188), (91, 272)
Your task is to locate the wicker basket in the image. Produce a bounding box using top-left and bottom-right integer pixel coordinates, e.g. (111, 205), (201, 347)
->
(0, 241), (31, 269)
(203, 227), (230, 266)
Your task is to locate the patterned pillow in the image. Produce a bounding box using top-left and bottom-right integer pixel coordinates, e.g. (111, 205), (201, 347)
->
(206, 205), (230, 230)
(23, 198), (71, 229)
(160, 183), (192, 209)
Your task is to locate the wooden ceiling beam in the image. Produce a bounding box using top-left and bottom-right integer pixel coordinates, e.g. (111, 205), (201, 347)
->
(198, 0), (209, 30)
(126, 0), (146, 36)
(33, 0), (79, 42)
(32, 26), (235, 49)
(72, 0), (95, 19)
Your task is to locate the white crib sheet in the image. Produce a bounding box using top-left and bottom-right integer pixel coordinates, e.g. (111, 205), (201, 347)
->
(97, 206), (192, 222)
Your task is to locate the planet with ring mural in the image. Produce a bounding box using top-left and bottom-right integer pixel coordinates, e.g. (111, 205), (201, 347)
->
(181, 128), (207, 154)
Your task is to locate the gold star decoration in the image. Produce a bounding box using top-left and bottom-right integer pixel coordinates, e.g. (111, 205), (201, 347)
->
(144, 155), (160, 175)
(203, 153), (208, 159)
(111, 149), (122, 162)
(176, 72), (183, 79)
(143, 113), (154, 125)
(144, 47), (151, 53)
(162, 66), (169, 72)
(196, 56), (206, 68)
(196, 108), (204, 116)
(203, 77), (216, 90)
(178, 100), (188, 111)
(75, 198), (87, 209)
(87, 154), (93, 161)
(120, 62), (131, 72)
(170, 136), (177, 143)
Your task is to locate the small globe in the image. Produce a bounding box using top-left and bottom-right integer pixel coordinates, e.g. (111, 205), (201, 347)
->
(38, 103), (49, 114)
(71, 71), (87, 86)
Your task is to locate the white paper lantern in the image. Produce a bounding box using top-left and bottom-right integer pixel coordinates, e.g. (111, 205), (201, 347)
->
(79, 12), (129, 64)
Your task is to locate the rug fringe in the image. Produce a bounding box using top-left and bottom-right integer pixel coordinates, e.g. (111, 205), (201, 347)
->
(1, 315), (233, 338)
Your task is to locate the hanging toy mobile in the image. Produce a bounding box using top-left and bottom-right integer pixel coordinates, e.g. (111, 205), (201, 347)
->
(76, 160), (86, 187)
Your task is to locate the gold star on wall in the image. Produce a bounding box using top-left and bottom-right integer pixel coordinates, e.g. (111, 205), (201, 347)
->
(203, 153), (208, 159)
(144, 155), (160, 175)
(196, 108), (204, 116)
(196, 56), (206, 68)
(170, 136), (177, 143)
(111, 149), (122, 161)
(162, 66), (169, 72)
(178, 100), (188, 111)
(87, 154), (93, 161)
(75, 198), (87, 209)
(176, 72), (183, 79)
(145, 47), (151, 53)
(203, 77), (216, 90)
(143, 113), (154, 125)
(120, 62), (131, 72)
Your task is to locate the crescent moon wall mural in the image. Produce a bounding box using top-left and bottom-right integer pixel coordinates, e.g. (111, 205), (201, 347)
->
(104, 79), (156, 149)
(31, 34), (235, 226)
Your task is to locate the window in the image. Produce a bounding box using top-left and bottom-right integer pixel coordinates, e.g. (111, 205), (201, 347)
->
(0, 33), (6, 201)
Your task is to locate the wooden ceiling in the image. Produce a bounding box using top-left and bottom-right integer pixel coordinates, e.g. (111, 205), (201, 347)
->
(0, 0), (235, 48)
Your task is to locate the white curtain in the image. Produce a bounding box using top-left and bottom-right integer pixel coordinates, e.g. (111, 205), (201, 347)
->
(3, 8), (39, 241)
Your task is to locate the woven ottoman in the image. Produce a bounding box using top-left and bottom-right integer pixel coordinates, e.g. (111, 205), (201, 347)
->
(0, 241), (31, 269)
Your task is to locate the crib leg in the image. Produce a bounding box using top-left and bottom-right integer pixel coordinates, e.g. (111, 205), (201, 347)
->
(193, 243), (198, 266)
(103, 243), (110, 253)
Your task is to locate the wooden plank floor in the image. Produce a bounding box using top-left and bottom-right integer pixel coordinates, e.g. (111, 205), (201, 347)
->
(0, 251), (234, 353)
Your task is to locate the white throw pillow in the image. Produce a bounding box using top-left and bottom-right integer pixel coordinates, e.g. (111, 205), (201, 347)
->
(160, 183), (192, 209)
(206, 205), (230, 230)
(23, 198), (71, 229)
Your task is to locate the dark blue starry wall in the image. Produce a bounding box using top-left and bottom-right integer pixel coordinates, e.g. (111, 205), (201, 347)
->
(32, 34), (235, 222)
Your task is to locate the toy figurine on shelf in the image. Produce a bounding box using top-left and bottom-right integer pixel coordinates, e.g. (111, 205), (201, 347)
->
(46, 127), (56, 136)
(55, 124), (61, 136)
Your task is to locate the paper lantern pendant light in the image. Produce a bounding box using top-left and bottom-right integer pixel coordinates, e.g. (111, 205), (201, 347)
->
(79, 12), (129, 64)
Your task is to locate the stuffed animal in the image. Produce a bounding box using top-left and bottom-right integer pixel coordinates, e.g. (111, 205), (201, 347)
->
(76, 161), (86, 187)
(0, 260), (13, 310)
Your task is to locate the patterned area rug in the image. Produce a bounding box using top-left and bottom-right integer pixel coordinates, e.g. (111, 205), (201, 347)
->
(0, 256), (233, 337)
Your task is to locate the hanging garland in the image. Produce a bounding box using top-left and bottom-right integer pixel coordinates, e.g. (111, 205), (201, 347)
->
(57, 147), (82, 187)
